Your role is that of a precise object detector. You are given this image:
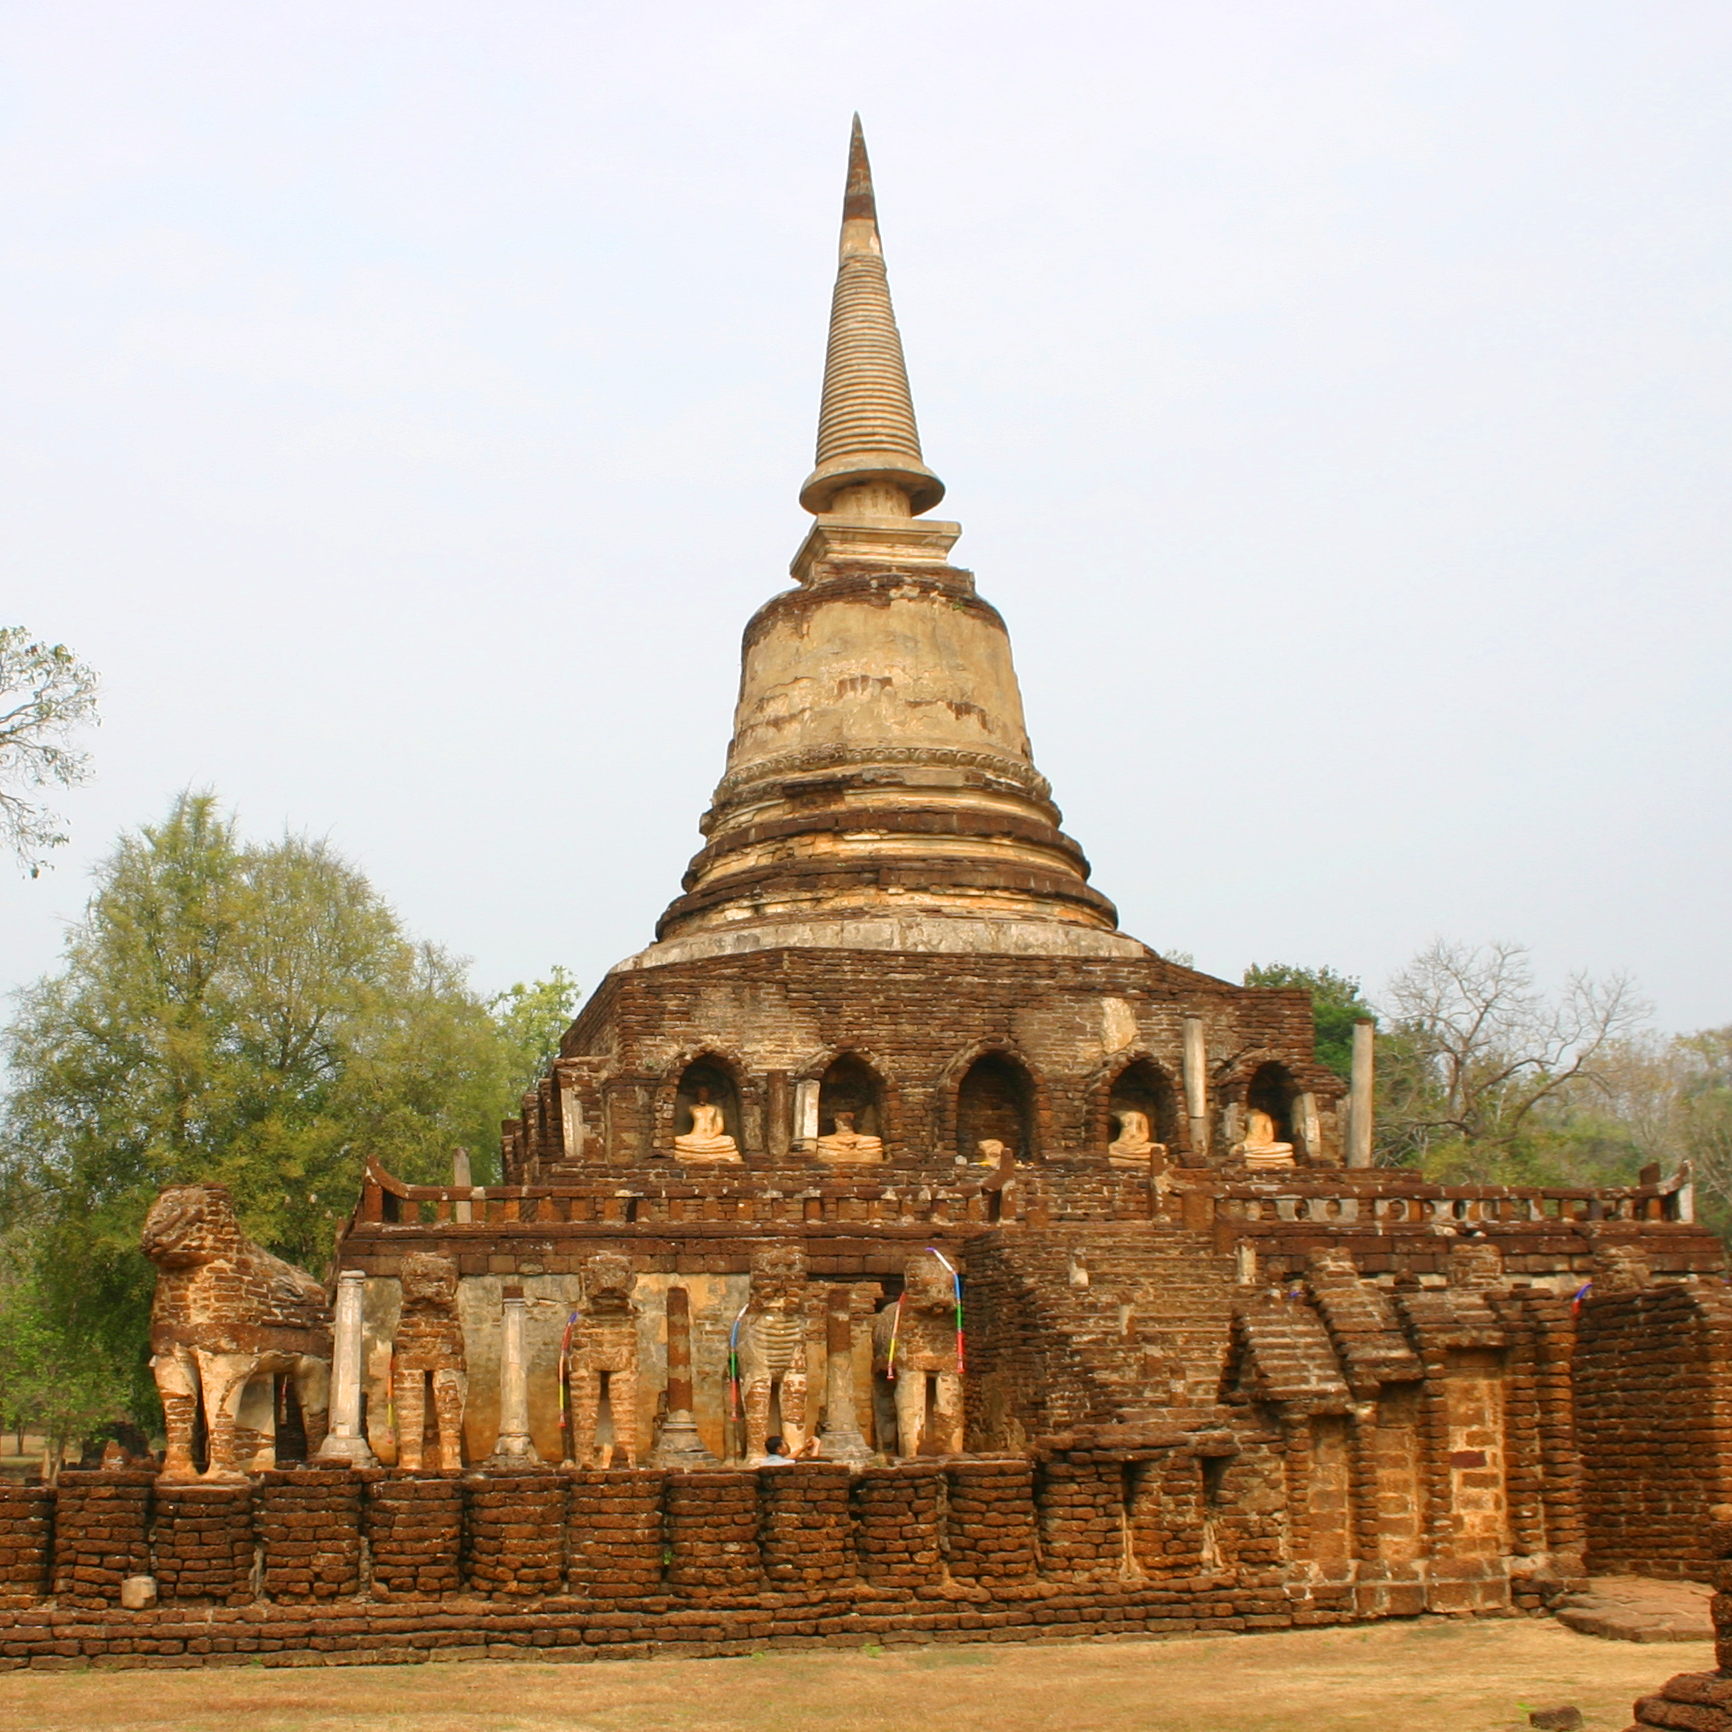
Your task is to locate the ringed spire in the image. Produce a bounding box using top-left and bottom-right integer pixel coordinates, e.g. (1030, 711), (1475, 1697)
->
(798, 116), (946, 518)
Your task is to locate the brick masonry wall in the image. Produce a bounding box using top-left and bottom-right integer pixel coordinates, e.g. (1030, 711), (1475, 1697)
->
(1576, 1284), (1732, 1580)
(257, 1471), (362, 1602)
(534, 947), (1339, 1170)
(0, 1454), (1595, 1670)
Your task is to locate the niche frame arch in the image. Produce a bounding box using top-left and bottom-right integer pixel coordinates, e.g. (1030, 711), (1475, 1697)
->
(937, 1036), (1049, 1165)
(793, 1044), (901, 1157)
(1214, 1050), (1311, 1164)
(1085, 1049), (1185, 1158)
(655, 1044), (754, 1159)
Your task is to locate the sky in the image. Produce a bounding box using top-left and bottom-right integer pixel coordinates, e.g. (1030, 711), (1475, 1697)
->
(4, 0), (1729, 1032)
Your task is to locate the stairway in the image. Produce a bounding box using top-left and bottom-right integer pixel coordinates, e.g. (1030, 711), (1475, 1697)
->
(965, 1224), (1243, 1439)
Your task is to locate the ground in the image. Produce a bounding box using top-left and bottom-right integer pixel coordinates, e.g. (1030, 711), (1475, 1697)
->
(0, 1618), (1710, 1732)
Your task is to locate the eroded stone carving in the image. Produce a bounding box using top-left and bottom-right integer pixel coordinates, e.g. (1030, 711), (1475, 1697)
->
(737, 1245), (809, 1462)
(565, 1252), (641, 1468)
(816, 1109), (883, 1162)
(392, 1252), (466, 1471)
(1591, 1242), (1651, 1296)
(142, 1183), (331, 1482)
(1108, 1107), (1168, 1168)
(674, 1086), (741, 1161)
(872, 1250), (962, 1457)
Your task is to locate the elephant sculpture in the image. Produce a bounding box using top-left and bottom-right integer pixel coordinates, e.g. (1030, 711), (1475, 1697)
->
(735, 1245), (809, 1463)
(142, 1183), (332, 1481)
(872, 1249), (962, 1457)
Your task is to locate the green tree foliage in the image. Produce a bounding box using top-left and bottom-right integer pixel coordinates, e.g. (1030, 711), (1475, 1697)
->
(0, 791), (577, 1432)
(1371, 939), (1647, 1179)
(1242, 962), (1375, 1079)
(488, 967), (583, 1105)
(0, 627), (99, 875)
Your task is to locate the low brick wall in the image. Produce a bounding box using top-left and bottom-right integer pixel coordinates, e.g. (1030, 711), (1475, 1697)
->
(0, 1456), (1569, 1672)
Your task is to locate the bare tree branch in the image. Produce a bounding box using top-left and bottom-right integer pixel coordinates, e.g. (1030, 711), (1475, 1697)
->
(0, 629), (100, 876)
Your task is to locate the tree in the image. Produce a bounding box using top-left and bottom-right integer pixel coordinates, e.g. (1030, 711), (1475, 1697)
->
(1242, 962), (1376, 1079)
(0, 628), (99, 875)
(1374, 939), (1648, 1177)
(0, 791), (567, 1427)
(489, 967), (584, 1105)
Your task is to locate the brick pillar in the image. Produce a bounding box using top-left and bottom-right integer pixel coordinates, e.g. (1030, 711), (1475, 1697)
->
(1531, 1294), (1585, 1567)
(257, 1468), (362, 1601)
(465, 1473), (568, 1598)
(366, 1472), (463, 1598)
(760, 1462), (852, 1592)
(0, 1485), (53, 1603)
(567, 1467), (665, 1598)
(1033, 1453), (1118, 1578)
(1494, 1299), (1545, 1562)
(51, 1470), (152, 1608)
(852, 1462), (943, 1590)
(153, 1482), (254, 1604)
(947, 1457), (1037, 1582)
(665, 1469), (761, 1595)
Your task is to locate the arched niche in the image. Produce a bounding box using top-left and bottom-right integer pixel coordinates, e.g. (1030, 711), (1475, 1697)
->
(817, 1052), (885, 1143)
(1245, 1060), (1304, 1158)
(1107, 1058), (1180, 1151)
(956, 1051), (1036, 1163)
(672, 1056), (743, 1151)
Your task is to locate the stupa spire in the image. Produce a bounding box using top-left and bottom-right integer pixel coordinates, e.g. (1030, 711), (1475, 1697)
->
(799, 117), (946, 518)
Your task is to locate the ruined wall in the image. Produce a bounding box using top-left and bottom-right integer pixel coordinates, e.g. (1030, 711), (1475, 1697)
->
(0, 1447), (1560, 1671)
(1576, 1280), (1732, 1580)
(523, 947), (1339, 1172)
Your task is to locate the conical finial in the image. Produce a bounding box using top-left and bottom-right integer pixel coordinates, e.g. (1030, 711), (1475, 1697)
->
(798, 118), (945, 518)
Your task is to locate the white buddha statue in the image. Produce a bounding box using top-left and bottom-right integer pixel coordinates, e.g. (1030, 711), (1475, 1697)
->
(1235, 1106), (1296, 1170)
(816, 1109), (883, 1162)
(1107, 1107), (1161, 1166)
(674, 1086), (741, 1161)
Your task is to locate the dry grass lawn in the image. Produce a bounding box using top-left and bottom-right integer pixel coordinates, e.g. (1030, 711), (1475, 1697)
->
(0, 1618), (1708, 1732)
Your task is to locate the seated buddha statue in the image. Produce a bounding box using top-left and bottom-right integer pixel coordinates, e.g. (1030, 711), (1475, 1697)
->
(673, 1086), (741, 1161)
(1234, 1107), (1296, 1170)
(1107, 1107), (1160, 1167)
(815, 1109), (883, 1162)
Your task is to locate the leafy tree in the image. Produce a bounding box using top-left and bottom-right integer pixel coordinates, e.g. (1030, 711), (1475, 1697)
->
(0, 628), (99, 875)
(1372, 939), (1648, 1179)
(0, 791), (569, 1428)
(488, 967), (584, 1105)
(1242, 962), (1376, 1079)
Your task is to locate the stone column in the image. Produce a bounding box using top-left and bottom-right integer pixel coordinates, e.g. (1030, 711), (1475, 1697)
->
(793, 1079), (821, 1151)
(766, 1071), (791, 1161)
(316, 1270), (378, 1467)
(819, 1286), (873, 1463)
(651, 1287), (717, 1466)
(452, 1146), (473, 1224)
(1183, 1015), (1209, 1161)
(483, 1286), (544, 1470)
(1347, 1019), (1375, 1169)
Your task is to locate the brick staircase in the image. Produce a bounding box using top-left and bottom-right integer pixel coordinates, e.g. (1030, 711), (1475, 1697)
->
(966, 1224), (1243, 1436)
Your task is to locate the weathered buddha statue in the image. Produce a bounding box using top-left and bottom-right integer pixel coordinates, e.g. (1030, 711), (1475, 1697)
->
(1107, 1107), (1161, 1166)
(974, 1137), (1008, 1166)
(673, 1085), (741, 1161)
(816, 1109), (883, 1162)
(1235, 1106), (1296, 1170)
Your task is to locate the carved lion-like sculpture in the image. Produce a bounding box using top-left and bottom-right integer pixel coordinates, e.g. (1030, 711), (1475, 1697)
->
(142, 1183), (332, 1481)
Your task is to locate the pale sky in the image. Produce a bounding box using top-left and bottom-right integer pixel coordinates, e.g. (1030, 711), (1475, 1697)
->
(4, 1), (1729, 1031)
